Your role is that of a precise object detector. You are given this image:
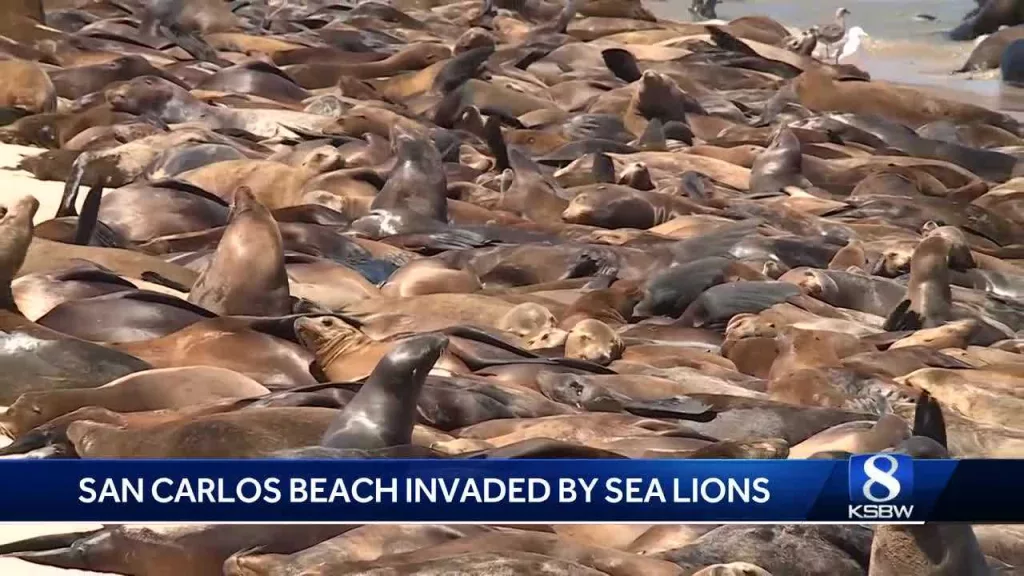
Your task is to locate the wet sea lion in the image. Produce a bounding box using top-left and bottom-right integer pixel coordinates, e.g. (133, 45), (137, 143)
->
(187, 187), (290, 316)
(319, 333), (448, 450)
(950, 0), (1024, 41)
(369, 124), (449, 227)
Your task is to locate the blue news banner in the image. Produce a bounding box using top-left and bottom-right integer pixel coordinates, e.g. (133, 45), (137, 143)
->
(0, 456), (1019, 523)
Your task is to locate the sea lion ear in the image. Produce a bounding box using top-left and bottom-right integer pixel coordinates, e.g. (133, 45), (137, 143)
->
(912, 390), (948, 449)
(921, 220), (940, 233)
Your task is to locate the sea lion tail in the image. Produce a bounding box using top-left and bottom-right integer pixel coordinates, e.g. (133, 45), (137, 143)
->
(912, 390), (947, 449)
(0, 530), (103, 556)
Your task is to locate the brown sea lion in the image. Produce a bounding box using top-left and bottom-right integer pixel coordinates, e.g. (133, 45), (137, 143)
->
(564, 319), (624, 365)
(0, 59), (56, 116)
(1, 366), (269, 437)
(187, 187), (291, 316)
(883, 236), (954, 331)
(294, 316), (467, 381)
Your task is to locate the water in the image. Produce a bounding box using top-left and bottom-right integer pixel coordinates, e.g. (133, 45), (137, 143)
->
(646, 0), (1024, 116)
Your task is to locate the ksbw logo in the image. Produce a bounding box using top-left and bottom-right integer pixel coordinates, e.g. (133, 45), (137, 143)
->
(848, 454), (915, 520)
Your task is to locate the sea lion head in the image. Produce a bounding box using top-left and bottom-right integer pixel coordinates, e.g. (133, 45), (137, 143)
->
(294, 316), (366, 365)
(564, 319), (624, 365)
(105, 76), (197, 122)
(454, 27), (497, 55)
(536, 371), (621, 411)
(498, 302), (567, 349)
(374, 332), (449, 390)
(778, 267), (836, 300)
(692, 562), (772, 576)
(3, 390), (71, 437)
(921, 222), (976, 271)
(561, 185), (655, 229)
(725, 313), (777, 340)
(298, 146), (345, 174)
(0, 195), (38, 282)
(869, 242), (916, 277)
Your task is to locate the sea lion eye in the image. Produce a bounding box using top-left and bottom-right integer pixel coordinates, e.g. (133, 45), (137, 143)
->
(31, 405), (42, 415)
(320, 318), (332, 327)
(570, 382), (584, 396)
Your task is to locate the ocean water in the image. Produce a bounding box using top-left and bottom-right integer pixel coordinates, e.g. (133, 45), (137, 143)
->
(647, 0), (1024, 115)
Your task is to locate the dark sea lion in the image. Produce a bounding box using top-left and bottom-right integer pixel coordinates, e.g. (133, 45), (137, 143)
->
(950, 0), (1024, 41)
(319, 333), (447, 450)
(679, 281), (803, 330)
(187, 187), (291, 316)
(869, 396), (990, 575)
(750, 128), (812, 195)
(0, 366), (268, 437)
(369, 124), (448, 226)
(884, 236), (954, 331)
(11, 262), (138, 321)
(1002, 38), (1024, 87)
(634, 257), (759, 319)
(0, 59), (56, 116)
(196, 60), (311, 103)
(36, 289), (215, 342)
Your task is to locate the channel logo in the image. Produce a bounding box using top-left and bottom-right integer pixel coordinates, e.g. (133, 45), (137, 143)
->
(848, 454), (915, 520)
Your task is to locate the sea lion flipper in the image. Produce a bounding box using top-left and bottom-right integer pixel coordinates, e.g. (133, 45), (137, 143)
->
(601, 48), (642, 83)
(591, 152), (616, 183)
(139, 270), (193, 293)
(73, 184), (103, 246)
(882, 299), (922, 331)
(0, 529), (103, 556)
(57, 152), (90, 218)
(706, 26), (759, 58)
(912, 391), (948, 449)
(623, 396), (716, 422)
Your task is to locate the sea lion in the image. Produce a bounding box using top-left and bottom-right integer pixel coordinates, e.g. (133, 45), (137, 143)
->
(750, 128), (812, 195)
(295, 316), (467, 381)
(368, 124), (449, 226)
(869, 395), (990, 575)
(319, 332), (448, 450)
(884, 236), (954, 331)
(564, 319), (624, 365)
(950, 0), (1024, 41)
(67, 407), (339, 458)
(187, 187), (291, 316)
(957, 25), (1024, 72)
(634, 257), (760, 319)
(561, 183), (716, 229)
(1002, 38), (1024, 87)
(0, 59), (56, 116)
(788, 415), (911, 458)
(1, 366), (269, 437)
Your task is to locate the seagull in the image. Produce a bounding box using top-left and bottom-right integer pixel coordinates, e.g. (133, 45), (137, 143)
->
(783, 25), (819, 56)
(837, 26), (869, 62)
(814, 7), (851, 63)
